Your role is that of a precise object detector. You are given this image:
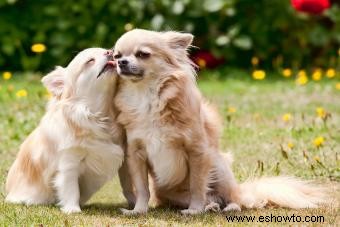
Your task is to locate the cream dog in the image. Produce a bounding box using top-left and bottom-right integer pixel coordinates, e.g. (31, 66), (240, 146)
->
(6, 48), (125, 213)
(113, 29), (328, 215)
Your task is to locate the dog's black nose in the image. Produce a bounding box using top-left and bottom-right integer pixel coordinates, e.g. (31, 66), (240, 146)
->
(118, 59), (129, 66)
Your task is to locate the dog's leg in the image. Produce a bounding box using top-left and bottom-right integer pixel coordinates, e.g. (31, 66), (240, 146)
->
(119, 158), (136, 208)
(55, 149), (84, 214)
(156, 187), (222, 213)
(214, 153), (241, 212)
(181, 143), (212, 215)
(120, 143), (149, 215)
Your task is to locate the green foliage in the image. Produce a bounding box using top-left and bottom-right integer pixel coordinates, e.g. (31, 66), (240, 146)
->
(0, 0), (339, 71)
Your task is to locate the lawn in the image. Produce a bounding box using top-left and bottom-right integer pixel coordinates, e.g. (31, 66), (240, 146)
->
(0, 72), (339, 226)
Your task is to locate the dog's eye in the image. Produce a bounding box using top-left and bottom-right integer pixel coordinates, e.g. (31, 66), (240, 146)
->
(86, 58), (95, 64)
(114, 53), (122, 59)
(135, 51), (150, 59)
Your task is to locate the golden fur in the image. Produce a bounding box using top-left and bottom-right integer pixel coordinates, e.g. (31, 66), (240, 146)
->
(113, 29), (329, 215)
(113, 29), (240, 215)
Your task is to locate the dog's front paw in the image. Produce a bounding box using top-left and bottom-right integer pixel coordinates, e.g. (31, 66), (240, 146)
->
(120, 208), (146, 215)
(205, 202), (221, 212)
(223, 203), (241, 212)
(180, 208), (203, 215)
(61, 205), (81, 214)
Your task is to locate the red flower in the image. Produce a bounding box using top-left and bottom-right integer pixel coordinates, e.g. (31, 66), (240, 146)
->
(291, 0), (330, 14)
(191, 50), (224, 69)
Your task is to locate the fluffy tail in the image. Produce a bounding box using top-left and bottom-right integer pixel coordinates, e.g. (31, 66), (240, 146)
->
(239, 176), (329, 209)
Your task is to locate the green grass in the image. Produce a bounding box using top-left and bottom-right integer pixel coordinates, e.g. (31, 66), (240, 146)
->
(0, 73), (339, 226)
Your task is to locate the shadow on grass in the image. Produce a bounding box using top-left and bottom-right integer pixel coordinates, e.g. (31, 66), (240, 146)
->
(82, 202), (230, 221)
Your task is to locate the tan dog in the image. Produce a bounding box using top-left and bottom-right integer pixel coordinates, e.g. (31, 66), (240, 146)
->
(6, 48), (126, 213)
(113, 29), (328, 215)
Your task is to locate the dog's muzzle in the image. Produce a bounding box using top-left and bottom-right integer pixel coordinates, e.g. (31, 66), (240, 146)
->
(117, 59), (143, 77)
(97, 53), (116, 78)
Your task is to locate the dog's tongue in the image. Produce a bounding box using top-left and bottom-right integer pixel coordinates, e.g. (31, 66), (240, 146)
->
(107, 60), (116, 67)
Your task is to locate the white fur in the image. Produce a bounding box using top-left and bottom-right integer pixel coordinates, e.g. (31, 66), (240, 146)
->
(6, 48), (124, 213)
(239, 176), (329, 209)
(121, 82), (188, 187)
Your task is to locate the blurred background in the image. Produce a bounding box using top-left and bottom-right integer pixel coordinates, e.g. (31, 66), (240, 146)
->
(1, 2), (340, 225)
(0, 0), (339, 74)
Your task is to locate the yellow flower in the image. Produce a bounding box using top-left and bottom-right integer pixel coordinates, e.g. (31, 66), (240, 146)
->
(282, 68), (292, 78)
(296, 75), (308, 85)
(282, 113), (292, 122)
(252, 70), (266, 80)
(251, 57), (259, 66)
(16, 89), (28, 98)
(124, 23), (134, 31)
(296, 70), (308, 85)
(336, 82), (340, 90)
(228, 106), (236, 113)
(3, 71), (12, 80)
(313, 136), (324, 148)
(316, 107), (326, 118)
(325, 68), (336, 78)
(197, 58), (206, 68)
(297, 70), (307, 78)
(287, 142), (294, 149)
(31, 43), (46, 53)
(312, 69), (322, 81)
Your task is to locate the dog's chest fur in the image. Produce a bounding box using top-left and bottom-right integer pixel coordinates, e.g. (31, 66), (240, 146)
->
(47, 104), (120, 174)
(116, 81), (188, 187)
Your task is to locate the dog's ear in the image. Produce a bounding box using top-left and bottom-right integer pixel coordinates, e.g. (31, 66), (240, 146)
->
(41, 66), (66, 97)
(164, 31), (193, 49)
